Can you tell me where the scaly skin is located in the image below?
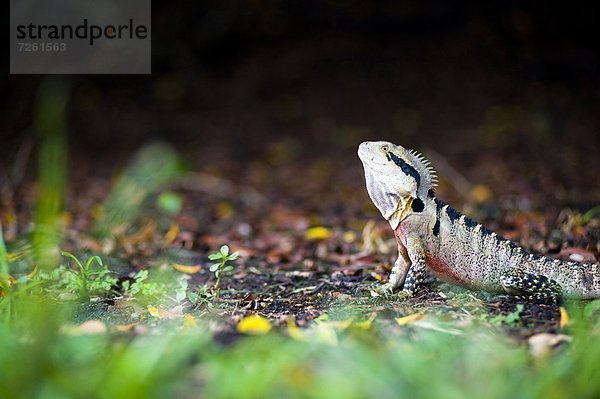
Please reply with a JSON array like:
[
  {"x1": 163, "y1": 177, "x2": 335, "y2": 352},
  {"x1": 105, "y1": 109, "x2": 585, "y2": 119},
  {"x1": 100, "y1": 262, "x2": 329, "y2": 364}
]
[{"x1": 358, "y1": 141, "x2": 600, "y2": 300}]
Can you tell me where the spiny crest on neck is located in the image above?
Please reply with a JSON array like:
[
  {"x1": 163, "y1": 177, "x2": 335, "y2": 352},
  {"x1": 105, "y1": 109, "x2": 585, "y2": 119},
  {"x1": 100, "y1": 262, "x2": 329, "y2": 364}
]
[{"x1": 402, "y1": 147, "x2": 438, "y2": 197}]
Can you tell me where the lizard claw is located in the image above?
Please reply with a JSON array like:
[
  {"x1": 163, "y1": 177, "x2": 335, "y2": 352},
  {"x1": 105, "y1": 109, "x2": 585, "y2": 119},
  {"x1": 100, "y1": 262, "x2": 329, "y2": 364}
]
[
  {"x1": 395, "y1": 290, "x2": 412, "y2": 301},
  {"x1": 369, "y1": 283, "x2": 396, "y2": 298},
  {"x1": 370, "y1": 283, "x2": 413, "y2": 301}
]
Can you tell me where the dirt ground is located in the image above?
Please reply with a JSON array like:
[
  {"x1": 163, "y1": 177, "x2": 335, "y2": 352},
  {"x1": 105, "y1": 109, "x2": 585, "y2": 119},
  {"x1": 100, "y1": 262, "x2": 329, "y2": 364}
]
[{"x1": 2, "y1": 3, "x2": 599, "y2": 343}]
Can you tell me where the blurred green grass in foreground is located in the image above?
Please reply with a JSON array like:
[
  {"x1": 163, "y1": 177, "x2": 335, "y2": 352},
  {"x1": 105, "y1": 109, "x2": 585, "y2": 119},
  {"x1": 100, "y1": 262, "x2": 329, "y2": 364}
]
[{"x1": 1, "y1": 300, "x2": 600, "y2": 399}]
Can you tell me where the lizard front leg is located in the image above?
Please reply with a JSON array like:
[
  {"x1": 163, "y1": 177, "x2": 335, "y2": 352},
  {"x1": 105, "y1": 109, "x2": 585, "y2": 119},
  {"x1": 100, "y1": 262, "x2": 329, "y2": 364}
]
[
  {"x1": 375, "y1": 245, "x2": 411, "y2": 296},
  {"x1": 375, "y1": 235, "x2": 428, "y2": 299},
  {"x1": 400, "y1": 235, "x2": 428, "y2": 297}
]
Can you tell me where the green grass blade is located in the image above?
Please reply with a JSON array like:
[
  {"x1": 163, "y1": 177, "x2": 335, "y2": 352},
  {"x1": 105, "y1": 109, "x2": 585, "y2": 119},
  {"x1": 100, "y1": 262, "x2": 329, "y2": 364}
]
[
  {"x1": 33, "y1": 77, "x2": 71, "y2": 270},
  {"x1": 93, "y1": 142, "x2": 184, "y2": 237},
  {"x1": 0, "y1": 221, "x2": 8, "y2": 277}
]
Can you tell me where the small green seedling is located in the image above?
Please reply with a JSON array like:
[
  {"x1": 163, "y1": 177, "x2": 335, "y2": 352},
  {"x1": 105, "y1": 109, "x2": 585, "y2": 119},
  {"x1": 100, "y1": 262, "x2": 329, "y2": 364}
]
[
  {"x1": 208, "y1": 245, "x2": 238, "y2": 298},
  {"x1": 60, "y1": 251, "x2": 117, "y2": 299},
  {"x1": 187, "y1": 284, "x2": 214, "y2": 305}
]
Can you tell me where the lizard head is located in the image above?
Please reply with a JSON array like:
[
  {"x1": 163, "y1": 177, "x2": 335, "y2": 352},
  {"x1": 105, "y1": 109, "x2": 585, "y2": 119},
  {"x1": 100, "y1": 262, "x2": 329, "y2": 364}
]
[{"x1": 358, "y1": 141, "x2": 437, "y2": 228}]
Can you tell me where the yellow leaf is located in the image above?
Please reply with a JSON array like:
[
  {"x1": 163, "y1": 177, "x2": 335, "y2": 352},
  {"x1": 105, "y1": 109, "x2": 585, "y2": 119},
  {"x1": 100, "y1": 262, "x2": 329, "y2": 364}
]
[
  {"x1": 559, "y1": 307, "x2": 569, "y2": 328},
  {"x1": 183, "y1": 314, "x2": 197, "y2": 328},
  {"x1": 215, "y1": 202, "x2": 235, "y2": 220},
  {"x1": 165, "y1": 223, "x2": 179, "y2": 244},
  {"x1": 395, "y1": 313, "x2": 425, "y2": 326},
  {"x1": 2, "y1": 210, "x2": 16, "y2": 225},
  {"x1": 353, "y1": 314, "x2": 376, "y2": 330},
  {"x1": 6, "y1": 275, "x2": 17, "y2": 286},
  {"x1": 91, "y1": 204, "x2": 104, "y2": 221},
  {"x1": 7, "y1": 252, "x2": 25, "y2": 262},
  {"x1": 316, "y1": 318, "x2": 352, "y2": 331},
  {"x1": 287, "y1": 317, "x2": 305, "y2": 341},
  {"x1": 173, "y1": 264, "x2": 202, "y2": 274},
  {"x1": 27, "y1": 266, "x2": 39, "y2": 280},
  {"x1": 343, "y1": 231, "x2": 356, "y2": 243},
  {"x1": 286, "y1": 317, "x2": 339, "y2": 345},
  {"x1": 113, "y1": 323, "x2": 137, "y2": 332},
  {"x1": 59, "y1": 211, "x2": 72, "y2": 227},
  {"x1": 147, "y1": 305, "x2": 161, "y2": 318},
  {"x1": 0, "y1": 276, "x2": 17, "y2": 297},
  {"x1": 304, "y1": 226, "x2": 332, "y2": 240},
  {"x1": 468, "y1": 184, "x2": 493, "y2": 204},
  {"x1": 237, "y1": 314, "x2": 272, "y2": 335},
  {"x1": 121, "y1": 222, "x2": 156, "y2": 246}
]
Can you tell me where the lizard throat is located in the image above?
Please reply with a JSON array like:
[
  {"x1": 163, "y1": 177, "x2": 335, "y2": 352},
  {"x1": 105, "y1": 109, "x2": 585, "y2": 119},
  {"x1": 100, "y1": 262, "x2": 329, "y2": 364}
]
[{"x1": 388, "y1": 195, "x2": 415, "y2": 229}]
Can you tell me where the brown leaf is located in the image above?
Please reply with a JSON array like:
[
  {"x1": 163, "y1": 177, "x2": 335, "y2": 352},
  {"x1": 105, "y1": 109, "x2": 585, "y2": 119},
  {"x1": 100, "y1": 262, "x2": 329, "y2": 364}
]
[
  {"x1": 173, "y1": 264, "x2": 202, "y2": 274},
  {"x1": 528, "y1": 333, "x2": 571, "y2": 358},
  {"x1": 120, "y1": 222, "x2": 156, "y2": 247},
  {"x1": 62, "y1": 320, "x2": 108, "y2": 335},
  {"x1": 113, "y1": 323, "x2": 138, "y2": 332},
  {"x1": 557, "y1": 247, "x2": 597, "y2": 263}
]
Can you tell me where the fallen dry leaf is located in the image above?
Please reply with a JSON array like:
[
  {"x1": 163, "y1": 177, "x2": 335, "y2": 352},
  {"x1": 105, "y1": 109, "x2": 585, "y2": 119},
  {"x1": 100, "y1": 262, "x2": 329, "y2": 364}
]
[
  {"x1": 304, "y1": 226, "x2": 332, "y2": 240},
  {"x1": 112, "y1": 323, "x2": 138, "y2": 332},
  {"x1": 343, "y1": 230, "x2": 357, "y2": 243},
  {"x1": 352, "y1": 314, "x2": 376, "y2": 330},
  {"x1": 123, "y1": 222, "x2": 156, "y2": 244},
  {"x1": 528, "y1": 333, "x2": 571, "y2": 359},
  {"x1": 559, "y1": 307, "x2": 569, "y2": 328},
  {"x1": 396, "y1": 313, "x2": 425, "y2": 326},
  {"x1": 62, "y1": 320, "x2": 108, "y2": 335},
  {"x1": 164, "y1": 223, "x2": 180, "y2": 244},
  {"x1": 557, "y1": 247, "x2": 597, "y2": 263},
  {"x1": 237, "y1": 314, "x2": 272, "y2": 335},
  {"x1": 468, "y1": 184, "x2": 493, "y2": 204},
  {"x1": 173, "y1": 264, "x2": 202, "y2": 274},
  {"x1": 315, "y1": 313, "x2": 352, "y2": 331},
  {"x1": 147, "y1": 305, "x2": 161, "y2": 318},
  {"x1": 287, "y1": 317, "x2": 305, "y2": 341},
  {"x1": 147, "y1": 305, "x2": 184, "y2": 319},
  {"x1": 183, "y1": 314, "x2": 197, "y2": 328}
]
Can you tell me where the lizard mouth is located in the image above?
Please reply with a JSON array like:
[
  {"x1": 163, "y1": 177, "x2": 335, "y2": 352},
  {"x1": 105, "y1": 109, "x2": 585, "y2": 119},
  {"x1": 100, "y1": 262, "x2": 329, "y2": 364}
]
[{"x1": 357, "y1": 143, "x2": 387, "y2": 169}]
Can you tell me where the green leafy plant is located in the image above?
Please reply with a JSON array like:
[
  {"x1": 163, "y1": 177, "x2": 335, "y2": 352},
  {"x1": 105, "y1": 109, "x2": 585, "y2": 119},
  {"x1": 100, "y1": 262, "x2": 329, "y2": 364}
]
[
  {"x1": 208, "y1": 245, "x2": 238, "y2": 298},
  {"x1": 50, "y1": 251, "x2": 117, "y2": 299},
  {"x1": 122, "y1": 269, "x2": 196, "y2": 305},
  {"x1": 122, "y1": 269, "x2": 169, "y2": 302},
  {"x1": 187, "y1": 284, "x2": 215, "y2": 306},
  {"x1": 487, "y1": 303, "x2": 524, "y2": 326}
]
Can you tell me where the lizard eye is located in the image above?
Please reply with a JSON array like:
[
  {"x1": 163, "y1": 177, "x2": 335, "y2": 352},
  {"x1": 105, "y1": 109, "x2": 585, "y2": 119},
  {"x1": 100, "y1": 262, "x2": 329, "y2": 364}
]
[{"x1": 380, "y1": 145, "x2": 389, "y2": 153}]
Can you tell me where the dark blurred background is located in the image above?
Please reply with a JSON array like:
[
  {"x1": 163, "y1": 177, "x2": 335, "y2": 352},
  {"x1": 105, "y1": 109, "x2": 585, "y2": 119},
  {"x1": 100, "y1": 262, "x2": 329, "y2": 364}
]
[{"x1": 3, "y1": 1, "x2": 599, "y2": 193}]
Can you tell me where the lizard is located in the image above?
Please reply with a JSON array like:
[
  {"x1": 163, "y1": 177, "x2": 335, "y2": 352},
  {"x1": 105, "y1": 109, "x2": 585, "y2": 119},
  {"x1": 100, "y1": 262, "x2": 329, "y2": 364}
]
[{"x1": 358, "y1": 140, "x2": 600, "y2": 301}]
